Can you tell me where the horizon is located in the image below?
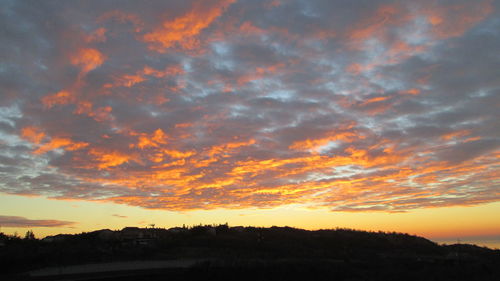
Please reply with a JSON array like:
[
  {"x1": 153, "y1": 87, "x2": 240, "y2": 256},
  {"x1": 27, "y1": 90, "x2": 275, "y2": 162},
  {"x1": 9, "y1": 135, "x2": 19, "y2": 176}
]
[
  {"x1": 1, "y1": 0, "x2": 499, "y2": 253},
  {"x1": 2, "y1": 222, "x2": 500, "y2": 250}
]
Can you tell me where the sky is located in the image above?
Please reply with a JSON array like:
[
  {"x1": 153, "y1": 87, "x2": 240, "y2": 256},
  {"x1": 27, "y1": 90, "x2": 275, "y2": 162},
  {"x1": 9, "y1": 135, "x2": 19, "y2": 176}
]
[{"x1": 0, "y1": 0, "x2": 499, "y2": 248}]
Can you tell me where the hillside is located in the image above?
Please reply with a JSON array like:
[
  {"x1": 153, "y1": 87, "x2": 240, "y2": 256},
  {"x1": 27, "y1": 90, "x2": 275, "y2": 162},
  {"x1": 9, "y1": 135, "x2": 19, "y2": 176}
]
[{"x1": 1, "y1": 225, "x2": 499, "y2": 280}]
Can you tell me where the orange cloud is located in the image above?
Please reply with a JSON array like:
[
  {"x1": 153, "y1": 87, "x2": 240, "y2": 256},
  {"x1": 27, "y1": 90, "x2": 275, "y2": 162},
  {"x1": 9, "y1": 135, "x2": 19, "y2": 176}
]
[
  {"x1": 236, "y1": 62, "x2": 286, "y2": 86},
  {"x1": 348, "y1": 3, "x2": 409, "y2": 45},
  {"x1": 34, "y1": 137, "x2": 89, "y2": 154},
  {"x1": 86, "y1": 27, "x2": 107, "y2": 43},
  {"x1": 239, "y1": 21, "x2": 265, "y2": 34},
  {"x1": 360, "y1": 96, "x2": 391, "y2": 106},
  {"x1": 105, "y1": 64, "x2": 184, "y2": 89},
  {"x1": 162, "y1": 149, "x2": 195, "y2": 159},
  {"x1": 21, "y1": 127, "x2": 46, "y2": 144},
  {"x1": 339, "y1": 96, "x2": 395, "y2": 116},
  {"x1": 74, "y1": 100, "x2": 93, "y2": 115},
  {"x1": 42, "y1": 90, "x2": 76, "y2": 108},
  {"x1": 143, "y1": 0, "x2": 235, "y2": 52},
  {"x1": 47, "y1": 132, "x2": 498, "y2": 212},
  {"x1": 90, "y1": 106, "x2": 113, "y2": 122},
  {"x1": 346, "y1": 41, "x2": 425, "y2": 75},
  {"x1": 130, "y1": 129, "x2": 168, "y2": 149},
  {"x1": 207, "y1": 138, "x2": 256, "y2": 157},
  {"x1": 228, "y1": 145, "x2": 403, "y2": 180},
  {"x1": 175, "y1": 123, "x2": 193, "y2": 129},
  {"x1": 143, "y1": 64, "x2": 184, "y2": 78},
  {"x1": 423, "y1": 0, "x2": 493, "y2": 39},
  {"x1": 127, "y1": 129, "x2": 195, "y2": 164},
  {"x1": 73, "y1": 101, "x2": 113, "y2": 122},
  {"x1": 70, "y1": 48, "x2": 106, "y2": 74},
  {"x1": 118, "y1": 74, "x2": 147, "y2": 88},
  {"x1": 399, "y1": 88, "x2": 420, "y2": 95},
  {"x1": 89, "y1": 148, "x2": 133, "y2": 170},
  {"x1": 42, "y1": 48, "x2": 107, "y2": 112},
  {"x1": 441, "y1": 130, "x2": 471, "y2": 141}
]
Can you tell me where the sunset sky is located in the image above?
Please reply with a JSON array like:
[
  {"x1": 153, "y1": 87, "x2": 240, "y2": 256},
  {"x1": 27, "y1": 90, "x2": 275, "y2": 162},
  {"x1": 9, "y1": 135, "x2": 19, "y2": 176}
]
[{"x1": 0, "y1": 0, "x2": 499, "y2": 248}]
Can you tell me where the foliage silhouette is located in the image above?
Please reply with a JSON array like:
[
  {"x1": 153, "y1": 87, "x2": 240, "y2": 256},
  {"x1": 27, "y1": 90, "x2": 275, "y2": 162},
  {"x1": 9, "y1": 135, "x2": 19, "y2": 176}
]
[{"x1": 0, "y1": 226, "x2": 499, "y2": 280}]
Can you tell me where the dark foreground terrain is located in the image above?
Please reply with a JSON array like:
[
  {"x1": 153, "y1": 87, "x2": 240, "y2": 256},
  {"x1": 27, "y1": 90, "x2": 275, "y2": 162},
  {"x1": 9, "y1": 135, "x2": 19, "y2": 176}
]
[{"x1": 1, "y1": 225, "x2": 499, "y2": 280}]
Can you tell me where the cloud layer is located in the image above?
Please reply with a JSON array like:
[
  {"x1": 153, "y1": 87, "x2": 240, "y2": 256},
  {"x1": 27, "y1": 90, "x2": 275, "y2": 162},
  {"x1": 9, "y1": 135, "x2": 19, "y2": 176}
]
[
  {"x1": 0, "y1": 0, "x2": 499, "y2": 212},
  {"x1": 0, "y1": 216, "x2": 75, "y2": 228}
]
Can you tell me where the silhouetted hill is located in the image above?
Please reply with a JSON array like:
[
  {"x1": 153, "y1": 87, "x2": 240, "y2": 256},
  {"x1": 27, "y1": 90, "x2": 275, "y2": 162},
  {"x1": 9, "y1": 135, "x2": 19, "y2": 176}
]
[{"x1": 1, "y1": 225, "x2": 499, "y2": 280}]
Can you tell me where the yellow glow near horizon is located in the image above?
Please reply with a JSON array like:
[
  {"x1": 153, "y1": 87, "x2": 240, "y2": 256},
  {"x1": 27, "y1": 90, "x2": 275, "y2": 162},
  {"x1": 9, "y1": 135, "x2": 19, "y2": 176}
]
[{"x1": 1, "y1": 194, "x2": 499, "y2": 249}]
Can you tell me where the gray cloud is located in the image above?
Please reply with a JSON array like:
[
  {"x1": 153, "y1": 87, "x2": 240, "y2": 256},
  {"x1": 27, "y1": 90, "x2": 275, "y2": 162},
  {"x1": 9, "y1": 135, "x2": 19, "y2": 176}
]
[
  {"x1": 0, "y1": 216, "x2": 76, "y2": 228},
  {"x1": 0, "y1": 0, "x2": 499, "y2": 212}
]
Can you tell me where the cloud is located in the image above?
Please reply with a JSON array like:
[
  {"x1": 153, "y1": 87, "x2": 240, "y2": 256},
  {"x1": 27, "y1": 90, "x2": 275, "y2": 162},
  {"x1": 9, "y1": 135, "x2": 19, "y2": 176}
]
[
  {"x1": 112, "y1": 214, "x2": 128, "y2": 218},
  {"x1": 70, "y1": 48, "x2": 107, "y2": 75},
  {"x1": 0, "y1": 216, "x2": 76, "y2": 228},
  {"x1": 142, "y1": 0, "x2": 236, "y2": 52},
  {"x1": 0, "y1": 0, "x2": 499, "y2": 212}
]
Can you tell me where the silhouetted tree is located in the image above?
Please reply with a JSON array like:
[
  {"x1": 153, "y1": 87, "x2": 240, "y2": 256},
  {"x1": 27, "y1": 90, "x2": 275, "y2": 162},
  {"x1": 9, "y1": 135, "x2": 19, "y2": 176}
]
[{"x1": 24, "y1": 230, "x2": 35, "y2": 240}]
